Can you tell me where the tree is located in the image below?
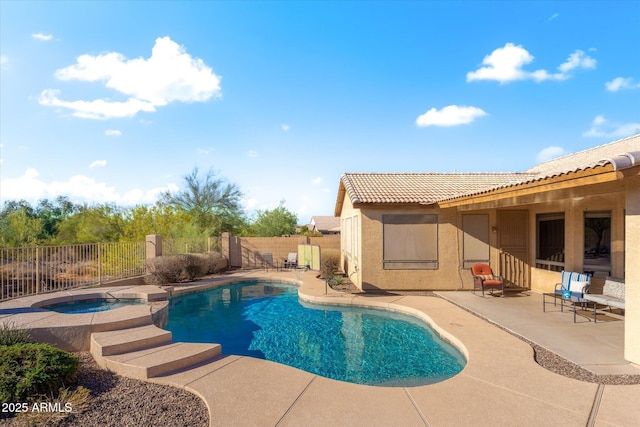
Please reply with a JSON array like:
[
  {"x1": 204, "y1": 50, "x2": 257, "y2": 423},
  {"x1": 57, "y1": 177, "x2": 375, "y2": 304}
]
[
  {"x1": 55, "y1": 204, "x2": 126, "y2": 243},
  {"x1": 160, "y1": 167, "x2": 244, "y2": 236},
  {"x1": 121, "y1": 204, "x2": 195, "y2": 241},
  {"x1": 0, "y1": 209, "x2": 43, "y2": 247},
  {"x1": 251, "y1": 200, "x2": 298, "y2": 237},
  {"x1": 34, "y1": 196, "x2": 77, "y2": 240}
]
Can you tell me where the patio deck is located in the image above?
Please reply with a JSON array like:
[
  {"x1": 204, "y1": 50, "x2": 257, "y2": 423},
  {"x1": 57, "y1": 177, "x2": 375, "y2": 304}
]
[
  {"x1": 2, "y1": 269, "x2": 639, "y2": 426},
  {"x1": 436, "y1": 289, "x2": 636, "y2": 376}
]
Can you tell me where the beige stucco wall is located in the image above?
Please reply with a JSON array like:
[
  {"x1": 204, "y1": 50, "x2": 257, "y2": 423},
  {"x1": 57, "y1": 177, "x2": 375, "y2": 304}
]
[
  {"x1": 624, "y1": 177, "x2": 640, "y2": 365},
  {"x1": 338, "y1": 194, "x2": 362, "y2": 288},
  {"x1": 355, "y1": 205, "x2": 466, "y2": 291}
]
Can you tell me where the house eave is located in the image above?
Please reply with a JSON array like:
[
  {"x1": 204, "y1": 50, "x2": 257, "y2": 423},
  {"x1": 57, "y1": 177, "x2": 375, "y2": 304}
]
[{"x1": 437, "y1": 164, "x2": 622, "y2": 209}]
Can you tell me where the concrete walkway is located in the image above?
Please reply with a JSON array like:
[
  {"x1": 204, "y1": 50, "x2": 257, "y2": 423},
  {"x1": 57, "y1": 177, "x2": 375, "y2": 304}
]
[{"x1": 2, "y1": 270, "x2": 640, "y2": 426}]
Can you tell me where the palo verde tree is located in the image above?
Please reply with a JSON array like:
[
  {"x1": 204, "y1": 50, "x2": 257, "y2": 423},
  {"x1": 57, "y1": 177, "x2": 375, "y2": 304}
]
[
  {"x1": 251, "y1": 200, "x2": 298, "y2": 237},
  {"x1": 159, "y1": 167, "x2": 245, "y2": 236},
  {"x1": 54, "y1": 203, "x2": 126, "y2": 244}
]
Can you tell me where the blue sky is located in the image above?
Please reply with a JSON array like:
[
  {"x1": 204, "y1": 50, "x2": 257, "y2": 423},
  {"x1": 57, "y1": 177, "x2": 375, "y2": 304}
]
[{"x1": 1, "y1": 1, "x2": 639, "y2": 223}]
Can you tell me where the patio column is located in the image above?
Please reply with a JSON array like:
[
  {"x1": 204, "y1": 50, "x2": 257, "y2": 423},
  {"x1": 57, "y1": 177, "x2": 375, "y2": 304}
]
[{"x1": 625, "y1": 178, "x2": 640, "y2": 366}]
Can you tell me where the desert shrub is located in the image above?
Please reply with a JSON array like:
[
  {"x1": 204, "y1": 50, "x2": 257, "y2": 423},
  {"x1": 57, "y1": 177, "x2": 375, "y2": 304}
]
[
  {"x1": 0, "y1": 321, "x2": 32, "y2": 346},
  {"x1": 0, "y1": 343, "x2": 78, "y2": 404},
  {"x1": 144, "y1": 254, "x2": 201, "y2": 285},
  {"x1": 190, "y1": 253, "x2": 225, "y2": 276},
  {"x1": 327, "y1": 275, "x2": 344, "y2": 288},
  {"x1": 320, "y1": 249, "x2": 341, "y2": 279}
]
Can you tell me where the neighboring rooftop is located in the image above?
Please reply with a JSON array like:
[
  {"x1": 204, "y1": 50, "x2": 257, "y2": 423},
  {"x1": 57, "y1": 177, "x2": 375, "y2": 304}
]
[{"x1": 308, "y1": 216, "x2": 340, "y2": 233}]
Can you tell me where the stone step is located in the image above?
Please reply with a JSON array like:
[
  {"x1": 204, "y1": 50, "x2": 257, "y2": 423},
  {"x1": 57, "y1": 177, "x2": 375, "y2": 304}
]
[
  {"x1": 101, "y1": 342, "x2": 222, "y2": 380},
  {"x1": 91, "y1": 324, "x2": 173, "y2": 357}
]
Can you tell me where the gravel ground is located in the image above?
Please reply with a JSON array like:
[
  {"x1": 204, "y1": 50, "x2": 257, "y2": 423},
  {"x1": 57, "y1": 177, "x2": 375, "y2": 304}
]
[{"x1": 1, "y1": 352, "x2": 209, "y2": 427}]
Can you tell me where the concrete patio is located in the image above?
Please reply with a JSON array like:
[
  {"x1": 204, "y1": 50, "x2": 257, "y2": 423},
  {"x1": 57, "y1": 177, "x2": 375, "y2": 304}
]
[{"x1": 2, "y1": 269, "x2": 639, "y2": 426}]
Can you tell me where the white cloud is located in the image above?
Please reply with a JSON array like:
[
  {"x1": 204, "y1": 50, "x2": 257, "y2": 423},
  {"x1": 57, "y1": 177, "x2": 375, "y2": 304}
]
[
  {"x1": 0, "y1": 55, "x2": 7, "y2": 66},
  {"x1": 39, "y1": 89, "x2": 156, "y2": 119},
  {"x1": 467, "y1": 43, "x2": 596, "y2": 84},
  {"x1": 247, "y1": 150, "x2": 259, "y2": 158},
  {"x1": 536, "y1": 146, "x2": 565, "y2": 163},
  {"x1": 605, "y1": 77, "x2": 640, "y2": 92},
  {"x1": 32, "y1": 33, "x2": 53, "y2": 41},
  {"x1": 39, "y1": 36, "x2": 221, "y2": 119},
  {"x1": 281, "y1": 124, "x2": 290, "y2": 132},
  {"x1": 0, "y1": 168, "x2": 177, "y2": 205},
  {"x1": 416, "y1": 105, "x2": 487, "y2": 127},
  {"x1": 548, "y1": 13, "x2": 559, "y2": 21},
  {"x1": 583, "y1": 115, "x2": 640, "y2": 138},
  {"x1": 312, "y1": 177, "x2": 322, "y2": 184},
  {"x1": 89, "y1": 160, "x2": 107, "y2": 168},
  {"x1": 105, "y1": 129, "x2": 122, "y2": 136}
]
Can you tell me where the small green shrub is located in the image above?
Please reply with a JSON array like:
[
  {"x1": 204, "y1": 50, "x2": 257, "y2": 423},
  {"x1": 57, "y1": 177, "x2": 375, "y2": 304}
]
[
  {"x1": 0, "y1": 343, "x2": 78, "y2": 404},
  {"x1": 0, "y1": 321, "x2": 32, "y2": 346},
  {"x1": 327, "y1": 275, "x2": 344, "y2": 287},
  {"x1": 320, "y1": 249, "x2": 341, "y2": 279}
]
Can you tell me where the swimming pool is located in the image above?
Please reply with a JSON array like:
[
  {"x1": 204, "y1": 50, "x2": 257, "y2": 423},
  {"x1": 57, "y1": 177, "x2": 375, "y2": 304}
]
[
  {"x1": 45, "y1": 298, "x2": 145, "y2": 314},
  {"x1": 165, "y1": 281, "x2": 465, "y2": 386}
]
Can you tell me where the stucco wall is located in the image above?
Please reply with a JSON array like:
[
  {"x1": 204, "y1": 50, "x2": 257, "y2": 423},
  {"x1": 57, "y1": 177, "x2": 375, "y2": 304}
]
[
  {"x1": 225, "y1": 234, "x2": 341, "y2": 269},
  {"x1": 357, "y1": 206, "x2": 465, "y2": 291},
  {"x1": 624, "y1": 176, "x2": 640, "y2": 365}
]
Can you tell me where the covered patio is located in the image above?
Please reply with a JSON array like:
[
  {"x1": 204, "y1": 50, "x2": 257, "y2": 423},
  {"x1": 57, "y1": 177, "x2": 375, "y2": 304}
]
[{"x1": 436, "y1": 290, "x2": 636, "y2": 377}]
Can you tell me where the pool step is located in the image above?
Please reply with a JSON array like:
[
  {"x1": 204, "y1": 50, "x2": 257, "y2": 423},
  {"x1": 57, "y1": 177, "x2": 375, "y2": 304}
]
[
  {"x1": 91, "y1": 324, "x2": 173, "y2": 357},
  {"x1": 100, "y1": 341, "x2": 222, "y2": 380}
]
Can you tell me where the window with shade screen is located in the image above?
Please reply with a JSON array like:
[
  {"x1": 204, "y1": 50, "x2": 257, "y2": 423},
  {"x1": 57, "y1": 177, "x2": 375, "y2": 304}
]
[
  {"x1": 462, "y1": 214, "x2": 489, "y2": 269},
  {"x1": 383, "y1": 214, "x2": 438, "y2": 269}
]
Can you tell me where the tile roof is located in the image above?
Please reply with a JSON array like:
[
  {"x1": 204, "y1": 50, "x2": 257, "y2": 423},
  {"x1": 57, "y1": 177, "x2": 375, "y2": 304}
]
[
  {"x1": 340, "y1": 172, "x2": 533, "y2": 205},
  {"x1": 309, "y1": 216, "x2": 340, "y2": 232},
  {"x1": 439, "y1": 133, "x2": 640, "y2": 202},
  {"x1": 336, "y1": 133, "x2": 640, "y2": 210},
  {"x1": 524, "y1": 133, "x2": 640, "y2": 176}
]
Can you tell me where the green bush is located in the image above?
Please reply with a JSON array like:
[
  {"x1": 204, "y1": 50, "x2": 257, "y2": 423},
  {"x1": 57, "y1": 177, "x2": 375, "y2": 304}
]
[
  {"x1": 0, "y1": 321, "x2": 32, "y2": 346},
  {"x1": 320, "y1": 249, "x2": 341, "y2": 279},
  {"x1": 0, "y1": 343, "x2": 78, "y2": 404}
]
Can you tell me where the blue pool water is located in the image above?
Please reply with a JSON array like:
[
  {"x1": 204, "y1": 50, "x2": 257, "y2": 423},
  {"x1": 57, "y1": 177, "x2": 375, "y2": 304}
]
[
  {"x1": 165, "y1": 281, "x2": 466, "y2": 386},
  {"x1": 46, "y1": 299, "x2": 145, "y2": 314}
]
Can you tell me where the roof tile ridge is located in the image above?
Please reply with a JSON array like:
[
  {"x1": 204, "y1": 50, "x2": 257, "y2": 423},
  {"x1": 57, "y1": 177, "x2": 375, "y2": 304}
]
[{"x1": 525, "y1": 133, "x2": 640, "y2": 172}]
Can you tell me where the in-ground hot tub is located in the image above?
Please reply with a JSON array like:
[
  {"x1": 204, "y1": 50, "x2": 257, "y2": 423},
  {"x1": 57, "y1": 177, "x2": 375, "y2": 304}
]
[{"x1": 43, "y1": 297, "x2": 147, "y2": 314}]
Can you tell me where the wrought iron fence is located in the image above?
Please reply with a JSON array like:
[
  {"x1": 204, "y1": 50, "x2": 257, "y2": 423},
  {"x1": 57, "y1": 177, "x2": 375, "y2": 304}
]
[
  {"x1": 0, "y1": 242, "x2": 145, "y2": 301},
  {"x1": 0, "y1": 237, "x2": 221, "y2": 301}
]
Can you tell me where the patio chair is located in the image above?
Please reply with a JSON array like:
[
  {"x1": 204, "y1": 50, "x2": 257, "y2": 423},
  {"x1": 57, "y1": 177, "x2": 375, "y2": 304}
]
[
  {"x1": 554, "y1": 271, "x2": 591, "y2": 305},
  {"x1": 262, "y1": 253, "x2": 276, "y2": 271},
  {"x1": 283, "y1": 252, "x2": 298, "y2": 269},
  {"x1": 471, "y1": 263, "x2": 504, "y2": 297}
]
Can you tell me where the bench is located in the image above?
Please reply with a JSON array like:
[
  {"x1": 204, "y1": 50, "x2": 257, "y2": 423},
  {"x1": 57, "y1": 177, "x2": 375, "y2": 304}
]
[{"x1": 583, "y1": 277, "x2": 625, "y2": 311}]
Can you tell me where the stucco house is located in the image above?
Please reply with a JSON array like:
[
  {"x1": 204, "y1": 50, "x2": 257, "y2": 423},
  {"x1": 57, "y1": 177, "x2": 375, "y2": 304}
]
[{"x1": 334, "y1": 133, "x2": 640, "y2": 365}]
